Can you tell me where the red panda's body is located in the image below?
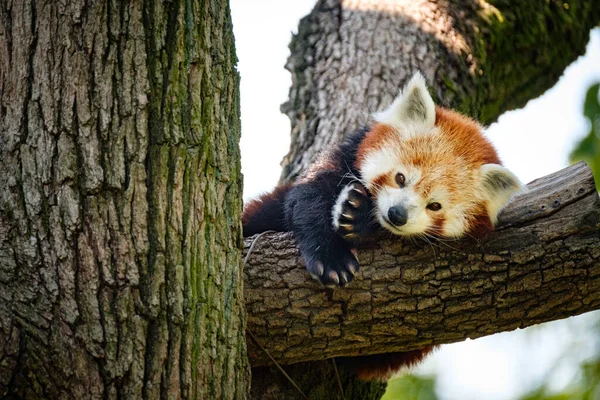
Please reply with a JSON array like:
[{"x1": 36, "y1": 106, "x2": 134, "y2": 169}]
[{"x1": 243, "y1": 72, "x2": 523, "y2": 380}]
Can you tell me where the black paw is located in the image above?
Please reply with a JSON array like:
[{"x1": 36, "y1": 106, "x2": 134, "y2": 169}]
[
  {"x1": 303, "y1": 238, "x2": 360, "y2": 287},
  {"x1": 332, "y1": 182, "x2": 374, "y2": 241}
]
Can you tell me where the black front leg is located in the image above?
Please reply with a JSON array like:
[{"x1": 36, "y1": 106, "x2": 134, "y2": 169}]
[{"x1": 284, "y1": 174, "x2": 362, "y2": 286}]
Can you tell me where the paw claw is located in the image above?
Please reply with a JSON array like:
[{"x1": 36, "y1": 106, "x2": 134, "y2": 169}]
[
  {"x1": 314, "y1": 261, "x2": 324, "y2": 276},
  {"x1": 352, "y1": 185, "x2": 367, "y2": 196},
  {"x1": 340, "y1": 270, "x2": 350, "y2": 285},
  {"x1": 328, "y1": 270, "x2": 340, "y2": 285},
  {"x1": 348, "y1": 264, "x2": 357, "y2": 277}
]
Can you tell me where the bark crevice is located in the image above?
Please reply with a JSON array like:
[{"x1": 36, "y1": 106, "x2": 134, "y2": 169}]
[
  {"x1": 244, "y1": 163, "x2": 600, "y2": 367},
  {"x1": 0, "y1": 1, "x2": 248, "y2": 398}
]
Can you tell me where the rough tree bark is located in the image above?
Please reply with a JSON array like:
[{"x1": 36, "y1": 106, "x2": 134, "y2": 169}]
[
  {"x1": 280, "y1": 0, "x2": 600, "y2": 182},
  {"x1": 251, "y1": 0, "x2": 600, "y2": 399},
  {"x1": 245, "y1": 162, "x2": 600, "y2": 366},
  {"x1": 0, "y1": 1, "x2": 248, "y2": 399}
]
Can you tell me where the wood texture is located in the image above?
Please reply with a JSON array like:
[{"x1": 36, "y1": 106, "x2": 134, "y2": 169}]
[
  {"x1": 245, "y1": 162, "x2": 600, "y2": 366},
  {"x1": 0, "y1": 1, "x2": 248, "y2": 398},
  {"x1": 280, "y1": 0, "x2": 600, "y2": 183},
  {"x1": 253, "y1": 1, "x2": 600, "y2": 398}
]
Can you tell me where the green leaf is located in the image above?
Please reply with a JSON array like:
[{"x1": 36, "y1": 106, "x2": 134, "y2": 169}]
[
  {"x1": 570, "y1": 83, "x2": 600, "y2": 190},
  {"x1": 381, "y1": 374, "x2": 439, "y2": 400}
]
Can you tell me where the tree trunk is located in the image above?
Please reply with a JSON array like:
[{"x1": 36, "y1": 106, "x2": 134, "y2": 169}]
[
  {"x1": 280, "y1": 0, "x2": 600, "y2": 182},
  {"x1": 245, "y1": 162, "x2": 600, "y2": 365},
  {"x1": 0, "y1": 1, "x2": 248, "y2": 399},
  {"x1": 251, "y1": 0, "x2": 600, "y2": 398}
]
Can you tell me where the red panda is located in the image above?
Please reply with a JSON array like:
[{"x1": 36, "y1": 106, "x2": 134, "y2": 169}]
[{"x1": 243, "y1": 72, "x2": 524, "y2": 379}]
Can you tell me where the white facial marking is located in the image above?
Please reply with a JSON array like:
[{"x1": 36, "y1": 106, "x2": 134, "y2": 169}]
[
  {"x1": 360, "y1": 147, "x2": 399, "y2": 188},
  {"x1": 441, "y1": 209, "x2": 468, "y2": 238},
  {"x1": 425, "y1": 187, "x2": 463, "y2": 238},
  {"x1": 368, "y1": 167, "x2": 437, "y2": 236},
  {"x1": 376, "y1": 187, "x2": 431, "y2": 235}
]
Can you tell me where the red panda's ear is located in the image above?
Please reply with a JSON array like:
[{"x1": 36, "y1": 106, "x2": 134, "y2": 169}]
[
  {"x1": 480, "y1": 164, "x2": 525, "y2": 223},
  {"x1": 373, "y1": 71, "x2": 436, "y2": 134}
]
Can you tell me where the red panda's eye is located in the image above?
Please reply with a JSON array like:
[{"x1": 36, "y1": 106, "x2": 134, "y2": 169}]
[
  {"x1": 395, "y1": 173, "x2": 406, "y2": 188},
  {"x1": 427, "y1": 202, "x2": 442, "y2": 211}
]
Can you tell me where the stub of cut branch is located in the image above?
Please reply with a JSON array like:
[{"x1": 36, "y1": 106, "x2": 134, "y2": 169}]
[{"x1": 243, "y1": 162, "x2": 600, "y2": 367}]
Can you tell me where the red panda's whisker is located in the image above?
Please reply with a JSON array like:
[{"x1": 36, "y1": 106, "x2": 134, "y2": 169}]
[
  {"x1": 417, "y1": 233, "x2": 438, "y2": 263},
  {"x1": 242, "y1": 71, "x2": 524, "y2": 381},
  {"x1": 432, "y1": 238, "x2": 462, "y2": 253}
]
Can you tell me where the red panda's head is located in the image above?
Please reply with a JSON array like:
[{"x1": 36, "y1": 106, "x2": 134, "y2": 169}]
[{"x1": 356, "y1": 73, "x2": 524, "y2": 238}]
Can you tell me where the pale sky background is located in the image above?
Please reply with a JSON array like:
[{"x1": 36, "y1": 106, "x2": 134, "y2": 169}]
[{"x1": 231, "y1": 1, "x2": 600, "y2": 398}]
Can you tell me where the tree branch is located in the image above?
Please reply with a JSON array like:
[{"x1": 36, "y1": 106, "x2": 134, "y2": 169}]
[
  {"x1": 279, "y1": 0, "x2": 600, "y2": 183},
  {"x1": 244, "y1": 162, "x2": 600, "y2": 367}
]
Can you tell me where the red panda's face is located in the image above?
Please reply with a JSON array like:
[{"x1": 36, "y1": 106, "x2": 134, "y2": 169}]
[
  {"x1": 359, "y1": 133, "x2": 491, "y2": 238},
  {"x1": 356, "y1": 73, "x2": 523, "y2": 238}
]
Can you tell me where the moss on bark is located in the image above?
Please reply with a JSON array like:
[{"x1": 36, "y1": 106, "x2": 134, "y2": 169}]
[
  {"x1": 0, "y1": 0, "x2": 248, "y2": 398},
  {"x1": 258, "y1": 1, "x2": 600, "y2": 398}
]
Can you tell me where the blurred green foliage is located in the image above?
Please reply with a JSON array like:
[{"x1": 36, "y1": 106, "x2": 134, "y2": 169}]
[
  {"x1": 519, "y1": 83, "x2": 600, "y2": 399},
  {"x1": 570, "y1": 83, "x2": 600, "y2": 190},
  {"x1": 517, "y1": 357, "x2": 600, "y2": 400},
  {"x1": 381, "y1": 374, "x2": 438, "y2": 400},
  {"x1": 379, "y1": 353, "x2": 600, "y2": 400}
]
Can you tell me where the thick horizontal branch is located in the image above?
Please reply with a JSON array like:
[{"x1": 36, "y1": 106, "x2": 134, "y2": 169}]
[{"x1": 243, "y1": 162, "x2": 600, "y2": 367}]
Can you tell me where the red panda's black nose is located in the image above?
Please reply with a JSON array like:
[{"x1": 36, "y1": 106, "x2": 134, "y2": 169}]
[{"x1": 388, "y1": 206, "x2": 408, "y2": 226}]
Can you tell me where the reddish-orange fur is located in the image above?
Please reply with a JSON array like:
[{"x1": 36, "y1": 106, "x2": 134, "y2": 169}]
[
  {"x1": 242, "y1": 185, "x2": 290, "y2": 225},
  {"x1": 356, "y1": 107, "x2": 500, "y2": 173},
  {"x1": 354, "y1": 346, "x2": 436, "y2": 381},
  {"x1": 371, "y1": 173, "x2": 394, "y2": 194},
  {"x1": 350, "y1": 107, "x2": 507, "y2": 379},
  {"x1": 242, "y1": 184, "x2": 293, "y2": 236},
  {"x1": 354, "y1": 123, "x2": 397, "y2": 169},
  {"x1": 434, "y1": 107, "x2": 500, "y2": 236},
  {"x1": 242, "y1": 73, "x2": 521, "y2": 382},
  {"x1": 467, "y1": 210, "x2": 495, "y2": 238},
  {"x1": 355, "y1": 106, "x2": 503, "y2": 237},
  {"x1": 347, "y1": 106, "x2": 507, "y2": 379},
  {"x1": 428, "y1": 214, "x2": 446, "y2": 236},
  {"x1": 435, "y1": 107, "x2": 500, "y2": 166}
]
